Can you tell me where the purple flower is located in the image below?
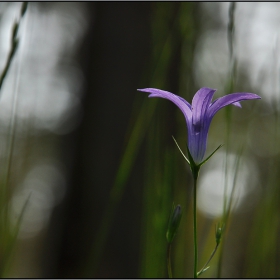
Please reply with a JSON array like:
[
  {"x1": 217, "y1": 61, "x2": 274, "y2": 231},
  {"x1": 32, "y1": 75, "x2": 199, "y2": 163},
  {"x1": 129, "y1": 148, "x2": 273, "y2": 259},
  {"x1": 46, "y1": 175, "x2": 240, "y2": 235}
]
[{"x1": 138, "y1": 87, "x2": 261, "y2": 164}]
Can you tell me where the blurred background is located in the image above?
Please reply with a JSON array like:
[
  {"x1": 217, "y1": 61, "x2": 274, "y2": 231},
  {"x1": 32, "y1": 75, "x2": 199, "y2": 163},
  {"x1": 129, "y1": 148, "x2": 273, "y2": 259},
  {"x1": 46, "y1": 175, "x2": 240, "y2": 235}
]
[{"x1": 0, "y1": 2, "x2": 279, "y2": 278}]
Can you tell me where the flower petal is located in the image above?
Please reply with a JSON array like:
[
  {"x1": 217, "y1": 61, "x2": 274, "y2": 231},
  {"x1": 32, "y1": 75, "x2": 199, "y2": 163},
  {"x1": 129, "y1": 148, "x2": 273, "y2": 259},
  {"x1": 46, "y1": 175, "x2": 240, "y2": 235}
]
[
  {"x1": 187, "y1": 122, "x2": 210, "y2": 164},
  {"x1": 137, "y1": 88, "x2": 192, "y2": 124},
  {"x1": 208, "y1": 92, "x2": 261, "y2": 118},
  {"x1": 191, "y1": 87, "x2": 216, "y2": 131},
  {"x1": 232, "y1": 101, "x2": 242, "y2": 108}
]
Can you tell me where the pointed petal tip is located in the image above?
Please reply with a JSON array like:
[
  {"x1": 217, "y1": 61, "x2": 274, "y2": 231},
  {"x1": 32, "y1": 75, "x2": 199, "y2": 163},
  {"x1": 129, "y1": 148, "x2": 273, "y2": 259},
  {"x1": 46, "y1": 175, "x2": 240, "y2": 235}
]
[
  {"x1": 137, "y1": 88, "x2": 167, "y2": 98},
  {"x1": 242, "y1": 92, "x2": 261, "y2": 99},
  {"x1": 137, "y1": 88, "x2": 157, "y2": 97},
  {"x1": 232, "y1": 101, "x2": 242, "y2": 108},
  {"x1": 137, "y1": 88, "x2": 161, "y2": 93},
  {"x1": 241, "y1": 92, "x2": 261, "y2": 99},
  {"x1": 200, "y1": 86, "x2": 217, "y2": 91}
]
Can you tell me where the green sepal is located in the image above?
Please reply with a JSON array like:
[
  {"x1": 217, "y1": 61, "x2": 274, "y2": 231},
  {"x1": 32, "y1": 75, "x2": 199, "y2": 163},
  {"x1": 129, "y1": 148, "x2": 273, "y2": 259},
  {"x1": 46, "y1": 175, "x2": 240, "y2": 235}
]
[
  {"x1": 172, "y1": 136, "x2": 200, "y2": 179},
  {"x1": 187, "y1": 143, "x2": 223, "y2": 179},
  {"x1": 166, "y1": 204, "x2": 182, "y2": 244},
  {"x1": 172, "y1": 136, "x2": 222, "y2": 179},
  {"x1": 186, "y1": 145, "x2": 200, "y2": 180},
  {"x1": 172, "y1": 136, "x2": 190, "y2": 165},
  {"x1": 198, "y1": 144, "x2": 223, "y2": 167}
]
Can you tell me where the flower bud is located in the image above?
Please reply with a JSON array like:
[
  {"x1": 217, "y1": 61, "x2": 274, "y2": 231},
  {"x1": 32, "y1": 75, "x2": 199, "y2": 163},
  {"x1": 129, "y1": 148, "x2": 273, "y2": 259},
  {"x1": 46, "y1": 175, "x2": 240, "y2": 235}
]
[
  {"x1": 215, "y1": 223, "x2": 224, "y2": 245},
  {"x1": 166, "y1": 204, "x2": 182, "y2": 243}
]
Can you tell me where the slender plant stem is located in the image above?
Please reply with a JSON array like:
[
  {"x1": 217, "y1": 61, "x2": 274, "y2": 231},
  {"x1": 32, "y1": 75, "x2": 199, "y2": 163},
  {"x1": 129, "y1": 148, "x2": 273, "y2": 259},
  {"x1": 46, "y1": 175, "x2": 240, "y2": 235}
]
[
  {"x1": 193, "y1": 177, "x2": 198, "y2": 278},
  {"x1": 197, "y1": 244, "x2": 219, "y2": 276},
  {"x1": 167, "y1": 244, "x2": 173, "y2": 278},
  {"x1": 218, "y1": 3, "x2": 236, "y2": 278}
]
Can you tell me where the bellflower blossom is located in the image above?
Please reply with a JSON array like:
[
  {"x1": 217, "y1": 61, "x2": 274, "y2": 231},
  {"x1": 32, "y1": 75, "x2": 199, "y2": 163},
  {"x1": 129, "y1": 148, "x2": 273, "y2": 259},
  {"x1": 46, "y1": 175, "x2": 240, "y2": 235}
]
[{"x1": 138, "y1": 87, "x2": 261, "y2": 164}]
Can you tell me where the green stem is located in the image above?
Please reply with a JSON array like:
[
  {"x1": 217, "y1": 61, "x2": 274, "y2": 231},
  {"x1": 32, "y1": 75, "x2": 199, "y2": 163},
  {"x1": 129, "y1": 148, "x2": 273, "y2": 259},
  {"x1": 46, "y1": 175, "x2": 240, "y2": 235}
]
[
  {"x1": 185, "y1": 147, "x2": 201, "y2": 278},
  {"x1": 197, "y1": 244, "x2": 219, "y2": 276},
  {"x1": 167, "y1": 243, "x2": 173, "y2": 278},
  {"x1": 193, "y1": 177, "x2": 198, "y2": 278}
]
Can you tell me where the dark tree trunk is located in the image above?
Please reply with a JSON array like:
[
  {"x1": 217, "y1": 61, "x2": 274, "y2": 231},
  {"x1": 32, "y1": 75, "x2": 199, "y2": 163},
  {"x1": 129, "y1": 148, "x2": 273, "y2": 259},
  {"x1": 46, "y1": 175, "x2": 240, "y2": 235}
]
[{"x1": 46, "y1": 2, "x2": 151, "y2": 278}]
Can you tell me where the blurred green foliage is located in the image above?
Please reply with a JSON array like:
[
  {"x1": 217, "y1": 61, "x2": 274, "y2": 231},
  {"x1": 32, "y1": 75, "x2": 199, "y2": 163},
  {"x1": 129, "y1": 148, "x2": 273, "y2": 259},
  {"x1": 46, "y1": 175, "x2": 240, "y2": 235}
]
[{"x1": 2, "y1": 2, "x2": 280, "y2": 278}]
